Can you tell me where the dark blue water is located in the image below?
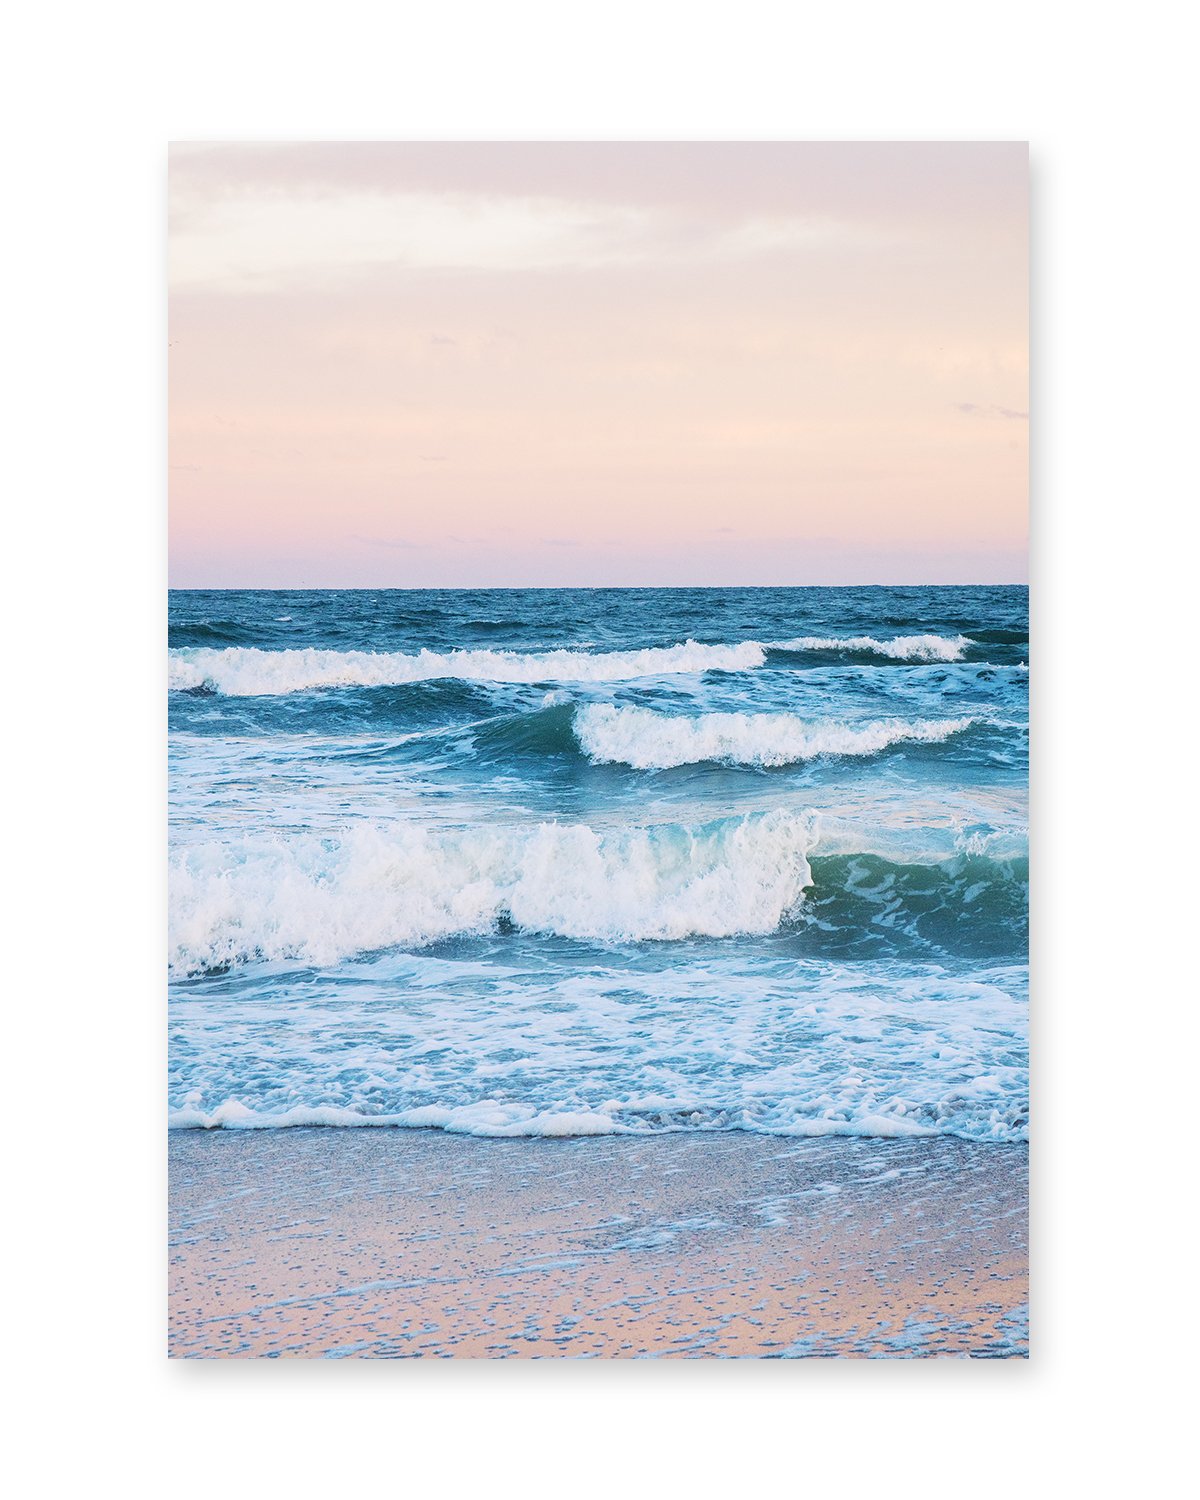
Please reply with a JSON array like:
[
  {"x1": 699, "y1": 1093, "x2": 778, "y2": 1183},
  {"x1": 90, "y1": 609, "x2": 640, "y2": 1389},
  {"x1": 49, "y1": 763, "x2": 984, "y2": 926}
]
[{"x1": 168, "y1": 586, "x2": 1028, "y2": 1141}]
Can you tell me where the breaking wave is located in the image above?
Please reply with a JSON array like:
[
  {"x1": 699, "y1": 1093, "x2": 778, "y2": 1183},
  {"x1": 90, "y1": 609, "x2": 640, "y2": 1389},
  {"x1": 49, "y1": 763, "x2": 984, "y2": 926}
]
[
  {"x1": 169, "y1": 809, "x2": 1025, "y2": 977},
  {"x1": 166, "y1": 632, "x2": 978, "y2": 696},
  {"x1": 771, "y1": 633, "x2": 971, "y2": 661},
  {"x1": 169, "y1": 808, "x2": 819, "y2": 975},
  {"x1": 573, "y1": 704, "x2": 979, "y2": 769},
  {"x1": 168, "y1": 640, "x2": 766, "y2": 695},
  {"x1": 168, "y1": 1096, "x2": 1026, "y2": 1141}
]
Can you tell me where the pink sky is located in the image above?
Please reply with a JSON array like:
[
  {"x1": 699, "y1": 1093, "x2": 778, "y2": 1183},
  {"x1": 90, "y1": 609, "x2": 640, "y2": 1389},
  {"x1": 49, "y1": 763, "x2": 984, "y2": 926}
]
[{"x1": 169, "y1": 143, "x2": 1027, "y2": 587}]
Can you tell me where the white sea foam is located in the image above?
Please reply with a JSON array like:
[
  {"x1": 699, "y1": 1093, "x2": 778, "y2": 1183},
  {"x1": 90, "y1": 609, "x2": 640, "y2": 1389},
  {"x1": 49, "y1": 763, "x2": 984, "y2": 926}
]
[
  {"x1": 166, "y1": 1099, "x2": 945, "y2": 1137},
  {"x1": 169, "y1": 639, "x2": 766, "y2": 695},
  {"x1": 168, "y1": 1099, "x2": 624, "y2": 1135},
  {"x1": 167, "y1": 954, "x2": 1029, "y2": 1142},
  {"x1": 772, "y1": 633, "x2": 971, "y2": 661},
  {"x1": 168, "y1": 808, "x2": 819, "y2": 975},
  {"x1": 168, "y1": 942, "x2": 1028, "y2": 1142},
  {"x1": 574, "y1": 704, "x2": 978, "y2": 769}
]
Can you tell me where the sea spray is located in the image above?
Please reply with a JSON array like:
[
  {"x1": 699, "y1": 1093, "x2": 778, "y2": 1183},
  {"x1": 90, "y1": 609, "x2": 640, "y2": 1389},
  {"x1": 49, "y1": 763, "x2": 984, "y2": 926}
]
[{"x1": 169, "y1": 807, "x2": 819, "y2": 975}]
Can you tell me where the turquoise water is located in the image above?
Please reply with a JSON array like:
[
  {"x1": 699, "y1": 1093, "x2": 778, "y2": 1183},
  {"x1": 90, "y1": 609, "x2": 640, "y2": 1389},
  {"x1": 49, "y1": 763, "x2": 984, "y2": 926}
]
[{"x1": 168, "y1": 586, "x2": 1028, "y2": 1142}]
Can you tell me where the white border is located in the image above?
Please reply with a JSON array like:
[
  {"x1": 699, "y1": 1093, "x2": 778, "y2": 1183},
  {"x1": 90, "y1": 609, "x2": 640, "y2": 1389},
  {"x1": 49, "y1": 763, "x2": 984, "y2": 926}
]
[{"x1": 7, "y1": 0, "x2": 1192, "y2": 1488}]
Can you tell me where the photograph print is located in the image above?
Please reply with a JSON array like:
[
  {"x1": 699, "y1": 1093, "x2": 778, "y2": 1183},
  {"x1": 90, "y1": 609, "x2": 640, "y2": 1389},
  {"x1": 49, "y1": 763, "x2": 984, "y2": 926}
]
[{"x1": 168, "y1": 142, "x2": 1029, "y2": 1359}]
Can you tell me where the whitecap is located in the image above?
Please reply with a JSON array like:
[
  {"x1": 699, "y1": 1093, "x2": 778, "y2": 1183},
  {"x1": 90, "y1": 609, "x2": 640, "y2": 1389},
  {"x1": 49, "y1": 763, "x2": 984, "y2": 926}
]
[
  {"x1": 574, "y1": 704, "x2": 978, "y2": 769},
  {"x1": 168, "y1": 639, "x2": 766, "y2": 695},
  {"x1": 772, "y1": 633, "x2": 971, "y2": 661},
  {"x1": 168, "y1": 807, "x2": 819, "y2": 975}
]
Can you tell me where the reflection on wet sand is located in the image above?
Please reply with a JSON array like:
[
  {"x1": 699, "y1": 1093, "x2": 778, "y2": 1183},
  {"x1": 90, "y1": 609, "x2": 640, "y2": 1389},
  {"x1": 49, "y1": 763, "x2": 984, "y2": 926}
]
[{"x1": 169, "y1": 1130, "x2": 1027, "y2": 1358}]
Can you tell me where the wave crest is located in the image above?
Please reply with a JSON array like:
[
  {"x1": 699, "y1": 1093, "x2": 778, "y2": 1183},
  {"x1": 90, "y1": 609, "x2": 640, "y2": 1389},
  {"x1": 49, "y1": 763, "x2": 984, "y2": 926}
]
[
  {"x1": 573, "y1": 705, "x2": 978, "y2": 769},
  {"x1": 169, "y1": 809, "x2": 818, "y2": 975},
  {"x1": 168, "y1": 640, "x2": 766, "y2": 695},
  {"x1": 771, "y1": 633, "x2": 970, "y2": 661}
]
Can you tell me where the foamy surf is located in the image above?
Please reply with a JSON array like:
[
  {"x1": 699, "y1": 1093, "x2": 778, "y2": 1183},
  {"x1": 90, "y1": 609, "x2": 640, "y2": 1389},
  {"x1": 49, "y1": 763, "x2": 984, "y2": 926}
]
[
  {"x1": 169, "y1": 807, "x2": 819, "y2": 975},
  {"x1": 771, "y1": 633, "x2": 971, "y2": 661},
  {"x1": 167, "y1": 941, "x2": 1028, "y2": 1145},
  {"x1": 168, "y1": 583, "x2": 1029, "y2": 1146},
  {"x1": 168, "y1": 639, "x2": 766, "y2": 695},
  {"x1": 573, "y1": 704, "x2": 979, "y2": 769},
  {"x1": 166, "y1": 1099, "x2": 966, "y2": 1139}
]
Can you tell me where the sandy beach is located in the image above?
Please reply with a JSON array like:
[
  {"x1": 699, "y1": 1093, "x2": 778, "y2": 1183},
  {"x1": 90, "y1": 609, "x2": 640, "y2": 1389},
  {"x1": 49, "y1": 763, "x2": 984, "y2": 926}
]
[{"x1": 169, "y1": 1130, "x2": 1027, "y2": 1358}]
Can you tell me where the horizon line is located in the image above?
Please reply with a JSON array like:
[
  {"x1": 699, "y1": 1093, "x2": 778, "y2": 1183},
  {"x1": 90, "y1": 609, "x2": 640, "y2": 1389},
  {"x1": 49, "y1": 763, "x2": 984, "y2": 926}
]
[{"x1": 168, "y1": 580, "x2": 1029, "y2": 591}]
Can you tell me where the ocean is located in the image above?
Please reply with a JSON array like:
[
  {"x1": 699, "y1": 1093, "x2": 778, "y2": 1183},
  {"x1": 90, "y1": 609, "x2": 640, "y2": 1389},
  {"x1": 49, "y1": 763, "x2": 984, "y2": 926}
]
[{"x1": 167, "y1": 585, "x2": 1028, "y2": 1144}]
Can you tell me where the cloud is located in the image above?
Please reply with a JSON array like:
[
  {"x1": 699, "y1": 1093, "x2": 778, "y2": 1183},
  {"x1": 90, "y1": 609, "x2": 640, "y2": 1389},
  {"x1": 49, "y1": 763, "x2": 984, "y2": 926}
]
[
  {"x1": 955, "y1": 402, "x2": 1029, "y2": 421},
  {"x1": 170, "y1": 142, "x2": 1028, "y2": 231},
  {"x1": 168, "y1": 179, "x2": 886, "y2": 293},
  {"x1": 168, "y1": 145, "x2": 1028, "y2": 587}
]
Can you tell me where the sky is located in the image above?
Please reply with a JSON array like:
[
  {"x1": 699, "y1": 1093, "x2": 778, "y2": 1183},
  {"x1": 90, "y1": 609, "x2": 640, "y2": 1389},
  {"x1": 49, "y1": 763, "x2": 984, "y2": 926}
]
[{"x1": 169, "y1": 142, "x2": 1028, "y2": 587}]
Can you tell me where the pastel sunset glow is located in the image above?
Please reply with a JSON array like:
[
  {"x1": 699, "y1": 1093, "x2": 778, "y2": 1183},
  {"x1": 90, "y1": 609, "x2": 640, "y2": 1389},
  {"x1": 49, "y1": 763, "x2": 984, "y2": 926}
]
[{"x1": 169, "y1": 142, "x2": 1028, "y2": 587}]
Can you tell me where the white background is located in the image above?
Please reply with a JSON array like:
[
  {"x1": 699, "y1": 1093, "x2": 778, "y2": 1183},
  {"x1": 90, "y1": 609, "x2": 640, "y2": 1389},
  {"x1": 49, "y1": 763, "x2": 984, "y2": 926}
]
[{"x1": 4, "y1": 0, "x2": 1194, "y2": 1492}]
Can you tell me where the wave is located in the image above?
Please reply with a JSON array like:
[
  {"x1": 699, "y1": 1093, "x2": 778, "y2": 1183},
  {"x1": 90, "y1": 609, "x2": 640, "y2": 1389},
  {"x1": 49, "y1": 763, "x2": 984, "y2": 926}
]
[
  {"x1": 169, "y1": 619, "x2": 258, "y2": 648},
  {"x1": 573, "y1": 705, "x2": 979, "y2": 769},
  {"x1": 345, "y1": 702, "x2": 991, "y2": 775},
  {"x1": 169, "y1": 810, "x2": 1025, "y2": 976},
  {"x1": 170, "y1": 809, "x2": 818, "y2": 974},
  {"x1": 166, "y1": 632, "x2": 986, "y2": 696},
  {"x1": 167, "y1": 1098, "x2": 1021, "y2": 1140},
  {"x1": 800, "y1": 850, "x2": 1027, "y2": 961},
  {"x1": 168, "y1": 1099, "x2": 634, "y2": 1135},
  {"x1": 168, "y1": 937, "x2": 1028, "y2": 1140},
  {"x1": 968, "y1": 627, "x2": 1028, "y2": 645},
  {"x1": 168, "y1": 940, "x2": 1028, "y2": 1141},
  {"x1": 771, "y1": 633, "x2": 971, "y2": 661},
  {"x1": 168, "y1": 640, "x2": 766, "y2": 695}
]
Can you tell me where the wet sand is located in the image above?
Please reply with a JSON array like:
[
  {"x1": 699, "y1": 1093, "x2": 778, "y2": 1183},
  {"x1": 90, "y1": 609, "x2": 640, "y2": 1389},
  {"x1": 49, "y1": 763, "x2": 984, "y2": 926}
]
[{"x1": 168, "y1": 1130, "x2": 1027, "y2": 1358}]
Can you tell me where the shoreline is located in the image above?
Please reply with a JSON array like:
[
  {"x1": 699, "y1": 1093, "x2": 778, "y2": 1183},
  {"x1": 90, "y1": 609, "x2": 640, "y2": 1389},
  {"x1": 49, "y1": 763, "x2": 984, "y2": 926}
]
[{"x1": 169, "y1": 1129, "x2": 1027, "y2": 1358}]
